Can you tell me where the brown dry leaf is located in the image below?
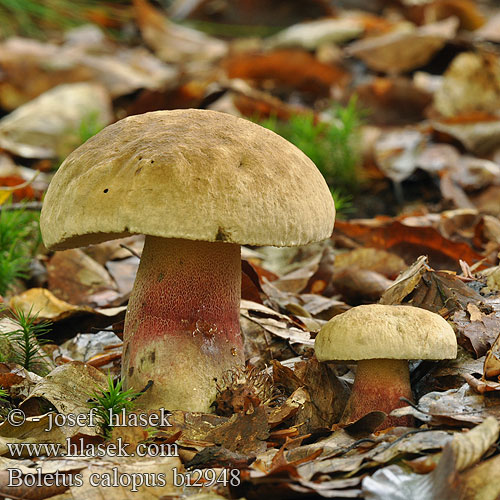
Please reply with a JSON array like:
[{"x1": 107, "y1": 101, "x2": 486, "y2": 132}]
[
  {"x1": 331, "y1": 267, "x2": 393, "y2": 303},
  {"x1": 266, "y1": 17, "x2": 364, "y2": 50},
  {"x1": 434, "y1": 52, "x2": 500, "y2": 117},
  {"x1": 134, "y1": 0, "x2": 227, "y2": 63},
  {"x1": 9, "y1": 288, "x2": 126, "y2": 343},
  {"x1": 105, "y1": 257, "x2": 139, "y2": 301},
  {"x1": 20, "y1": 362, "x2": 107, "y2": 436},
  {"x1": 421, "y1": 0, "x2": 485, "y2": 30},
  {"x1": 451, "y1": 416, "x2": 499, "y2": 471},
  {"x1": 224, "y1": 49, "x2": 350, "y2": 98},
  {"x1": 472, "y1": 185, "x2": 500, "y2": 217},
  {"x1": 407, "y1": 270, "x2": 483, "y2": 313},
  {"x1": 170, "y1": 0, "x2": 335, "y2": 26},
  {"x1": 0, "y1": 363, "x2": 42, "y2": 400},
  {"x1": 475, "y1": 12, "x2": 500, "y2": 42},
  {"x1": 346, "y1": 17, "x2": 458, "y2": 74},
  {"x1": 0, "y1": 38, "x2": 90, "y2": 110},
  {"x1": 0, "y1": 33, "x2": 178, "y2": 105},
  {"x1": 240, "y1": 299, "x2": 313, "y2": 349},
  {"x1": 0, "y1": 414, "x2": 68, "y2": 457},
  {"x1": 334, "y1": 219, "x2": 489, "y2": 272},
  {"x1": 399, "y1": 383, "x2": 500, "y2": 426},
  {"x1": 293, "y1": 358, "x2": 350, "y2": 432},
  {"x1": 473, "y1": 331, "x2": 500, "y2": 392},
  {"x1": 84, "y1": 235, "x2": 144, "y2": 266},
  {"x1": 217, "y1": 84, "x2": 312, "y2": 123},
  {"x1": 374, "y1": 128, "x2": 427, "y2": 183},
  {"x1": 417, "y1": 143, "x2": 460, "y2": 175},
  {"x1": 461, "y1": 453, "x2": 500, "y2": 500},
  {"x1": 380, "y1": 255, "x2": 429, "y2": 305},
  {"x1": 354, "y1": 77, "x2": 432, "y2": 125},
  {"x1": 335, "y1": 248, "x2": 407, "y2": 279},
  {"x1": 0, "y1": 82, "x2": 112, "y2": 159},
  {"x1": 9, "y1": 288, "x2": 125, "y2": 321},
  {"x1": 453, "y1": 307, "x2": 500, "y2": 358},
  {"x1": 205, "y1": 406, "x2": 269, "y2": 455},
  {"x1": 268, "y1": 387, "x2": 308, "y2": 428},
  {"x1": 47, "y1": 249, "x2": 120, "y2": 307},
  {"x1": 432, "y1": 115, "x2": 500, "y2": 156},
  {"x1": 0, "y1": 175, "x2": 36, "y2": 204}
]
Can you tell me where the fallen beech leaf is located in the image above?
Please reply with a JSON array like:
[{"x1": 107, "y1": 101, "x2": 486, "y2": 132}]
[
  {"x1": 362, "y1": 459, "x2": 459, "y2": 500},
  {"x1": 476, "y1": 12, "x2": 500, "y2": 42},
  {"x1": 206, "y1": 406, "x2": 269, "y2": 455},
  {"x1": 417, "y1": 383, "x2": 500, "y2": 426},
  {"x1": 354, "y1": 77, "x2": 432, "y2": 125},
  {"x1": 9, "y1": 288, "x2": 126, "y2": 323},
  {"x1": 240, "y1": 300, "x2": 313, "y2": 347},
  {"x1": 267, "y1": 18, "x2": 364, "y2": 50},
  {"x1": 372, "y1": 430, "x2": 453, "y2": 465},
  {"x1": 461, "y1": 453, "x2": 500, "y2": 499},
  {"x1": 335, "y1": 248, "x2": 406, "y2": 280},
  {"x1": 0, "y1": 363, "x2": 42, "y2": 400},
  {"x1": 224, "y1": 49, "x2": 350, "y2": 98},
  {"x1": 434, "y1": 52, "x2": 500, "y2": 117},
  {"x1": 0, "y1": 317, "x2": 55, "y2": 375},
  {"x1": 374, "y1": 128, "x2": 427, "y2": 183},
  {"x1": 451, "y1": 416, "x2": 499, "y2": 471},
  {"x1": 47, "y1": 248, "x2": 120, "y2": 307},
  {"x1": 432, "y1": 115, "x2": 500, "y2": 156},
  {"x1": 380, "y1": 255, "x2": 429, "y2": 305},
  {"x1": 407, "y1": 270, "x2": 483, "y2": 314},
  {"x1": 483, "y1": 331, "x2": 500, "y2": 380},
  {"x1": 0, "y1": 38, "x2": 90, "y2": 110},
  {"x1": 417, "y1": 143, "x2": 460, "y2": 175},
  {"x1": 453, "y1": 308, "x2": 500, "y2": 357},
  {"x1": 170, "y1": 0, "x2": 334, "y2": 25},
  {"x1": 472, "y1": 185, "x2": 500, "y2": 217},
  {"x1": 0, "y1": 173, "x2": 38, "y2": 204},
  {"x1": 20, "y1": 362, "x2": 107, "y2": 436},
  {"x1": 0, "y1": 83, "x2": 112, "y2": 159},
  {"x1": 363, "y1": 417, "x2": 496, "y2": 499},
  {"x1": 9, "y1": 288, "x2": 126, "y2": 344},
  {"x1": 333, "y1": 219, "x2": 489, "y2": 272},
  {"x1": 332, "y1": 267, "x2": 393, "y2": 303},
  {"x1": 293, "y1": 358, "x2": 350, "y2": 431},
  {"x1": 268, "y1": 387, "x2": 307, "y2": 428},
  {"x1": 134, "y1": 0, "x2": 227, "y2": 63},
  {"x1": 346, "y1": 17, "x2": 458, "y2": 74},
  {"x1": 420, "y1": 0, "x2": 485, "y2": 31}
]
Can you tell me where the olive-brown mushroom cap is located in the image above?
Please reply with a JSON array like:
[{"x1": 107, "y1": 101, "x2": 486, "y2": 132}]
[
  {"x1": 40, "y1": 109, "x2": 335, "y2": 250},
  {"x1": 315, "y1": 304, "x2": 457, "y2": 361}
]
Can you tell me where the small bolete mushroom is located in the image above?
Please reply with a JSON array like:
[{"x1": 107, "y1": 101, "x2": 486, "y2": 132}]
[
  {"x1": 314, "y1": 304, "x2": 457, "y2": 428},
  {"x1": 40, "y1": 109, "x2": 335, "y2": 412}
]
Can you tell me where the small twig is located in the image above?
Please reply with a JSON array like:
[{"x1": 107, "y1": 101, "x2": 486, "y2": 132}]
[{"x1": 0, "y1": 201, "x2": 43, "y2": 212}]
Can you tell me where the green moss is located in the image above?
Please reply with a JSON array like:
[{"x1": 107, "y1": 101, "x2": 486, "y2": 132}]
[
  {"x1": 0, "y1": 205, "x2": 41, "y2": 296},
  {"x1": 257, "y1": 98, "x2": 363, "y2": 216}
]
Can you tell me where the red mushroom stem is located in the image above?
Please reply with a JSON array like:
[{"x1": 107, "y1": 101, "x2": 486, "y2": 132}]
[
  {"x1": 340, "y1": 359, "x2": 414, "y2": 429},
  {"x1": 122, "y1": 236, "x2": 244, "y2": 412}
]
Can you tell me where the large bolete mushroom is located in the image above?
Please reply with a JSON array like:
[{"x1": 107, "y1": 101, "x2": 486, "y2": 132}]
[
  {"x1": 315, "y1": 304, "x2": 457, "y2": 428},
  {"x1": 40, "y1": 109, "x2": 335, "y2": 412}
]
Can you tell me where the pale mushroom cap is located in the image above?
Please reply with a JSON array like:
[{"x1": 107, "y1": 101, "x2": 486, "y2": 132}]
[
  {"x1": 315, "y1": 304, "x2": 457, "y2": 361},
  {"x1": 40, "y1": 109, "x2": 335, "y2": 250}
]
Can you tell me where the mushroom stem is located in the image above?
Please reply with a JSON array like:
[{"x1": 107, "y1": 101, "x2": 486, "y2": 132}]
[
  {"x1": 122, "y1": 236, "x2": 244, "y2": 412},
  {"x1": 340, "y1": 359, "x2": 413, "y2": 429}
]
